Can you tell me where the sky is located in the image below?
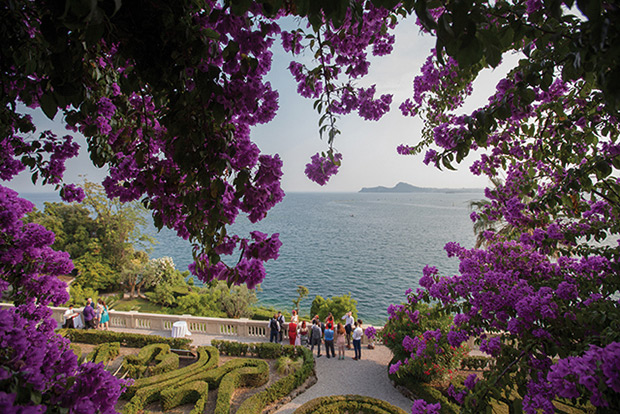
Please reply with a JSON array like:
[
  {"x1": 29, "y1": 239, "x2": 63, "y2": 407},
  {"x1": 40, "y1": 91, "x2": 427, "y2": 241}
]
[{"x1": 5, "y1": 13, "x2": 516, "y2": 195}]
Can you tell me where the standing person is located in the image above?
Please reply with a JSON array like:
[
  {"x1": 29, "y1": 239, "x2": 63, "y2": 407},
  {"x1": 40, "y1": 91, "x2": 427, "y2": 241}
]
[
  {"x1": 336, "y1": 323, "x2": 346, "y2": 360},
  {"x1": 310, "y1": 319, "x2": 323, "y2": 358},
  {"x1": 82, "y1": 298, "x2": 96, "y2": 329},
  {"x1": 98, "y1": 299, "x2": 110, "y2": 330},
  {"x1": 324, "y1": 324, "x2": 335, "y2": 358},
  {"x1": 94, "y1": 299, "x2": 103, "y2": 329},
  {"x1": 63, "y1": 305, "x2": 78, "y2": 329},
  {"x1": 352, "y1": 319, "x2": 363, "y2": 361},
  {"x1": 276, "y1": 311, "x2": 285, "y2": 343},
  {"x1": 342, "y1": 311, "x2": 355, "y2": 349},
  {"x1": 325, "y1": 312, "x2": 334, "y2": 330},
  {"x1": 288, "y1": 319, "x2": 298, "y2": 345},
  {"x1": 291, "y1": 309, "x2": 299, "y2": 324},
  {"x1": 269, "y1": 314, "x2": 279, "y2": 343},
  {"x1": 299, "y1": 320, "x2": 309, "y2": 346}
]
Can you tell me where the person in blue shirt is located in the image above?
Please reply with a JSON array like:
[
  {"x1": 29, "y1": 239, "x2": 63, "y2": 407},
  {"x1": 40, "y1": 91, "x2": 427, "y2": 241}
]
[{"x1": 324, "y1": 325, "x2": 335, "y2": 358}]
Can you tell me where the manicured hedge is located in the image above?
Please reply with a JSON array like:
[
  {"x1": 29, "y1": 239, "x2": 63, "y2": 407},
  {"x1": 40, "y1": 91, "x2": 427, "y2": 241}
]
[
  {"x1": 58, "y1": 328, "x2": 191, "y2": 349},
  {"x1": 211, "y1": 339, "x2": 295, "y2": 359},
  {"x1": 189, "y1": 358, "x2": 266, "y2": 388},
  {"x1": 123, "y1": 343, "x2": 172, "y2": 378},
  {"x1": 83, "y1": 342, "x2": 120, "y2": 365},
  {"x1": 160, "y1": 380, "x2": 209, "y2": 411},
  {"x1": 293, "y1": 395, "x2": 409, "y2": 414},
  {"x1": 124, "y1": 343, "x2": 169, "y2": 366},
  {"x1": 123, "y1": 341, "x2": 315, "y2": 414},
  {"x1": 214, "y1": 361, "x2": 269, "y2": 414},
  {"x1": 69, "y1": 343, "x2": 82, "y2": 361},
  {"x1": 237, "y1": 345, "x2": 315, "y2": 414},
  {"x1": 123, "y1": 353, "x2": 263, "y2": 414},
  {"x1": 211, "y1": 340, "x2": 251, "y2": 356},
  {"x1": 124, "y1": 346, "x2": 217, "y2": 399},
  {"x1": 150, "y1": 351, "x2": 179, "y2": 376}
]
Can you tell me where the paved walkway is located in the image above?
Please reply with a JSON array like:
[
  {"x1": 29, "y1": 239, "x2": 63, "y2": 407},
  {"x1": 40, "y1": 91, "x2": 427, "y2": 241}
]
[{"x1": 110, "y1": 327, "x2": 413, "y2": 412}]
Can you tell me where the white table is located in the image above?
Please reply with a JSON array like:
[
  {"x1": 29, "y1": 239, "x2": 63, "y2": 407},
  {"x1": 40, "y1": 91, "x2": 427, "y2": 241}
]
[
  {"x1": 63, "y1": 311, "x2": 83, "y2": 329},
  {"x1": 73, "y1": 313, "x2": 84, "y2": 329},
  {"x1": 171, "y1": 321, "x2": 191, "y2": 338}
]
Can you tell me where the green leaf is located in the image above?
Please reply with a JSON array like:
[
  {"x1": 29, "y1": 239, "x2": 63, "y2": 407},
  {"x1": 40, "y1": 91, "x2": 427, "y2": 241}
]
[
  {"x1": 511, "y1": 398, "x2": 524, "y2": 414},
  {"x1": 40, "y1": 93, "x2": 58, "y2": 120},
  {"x1": 202, "y1": 28, "x2": 220, "y2": 40}
]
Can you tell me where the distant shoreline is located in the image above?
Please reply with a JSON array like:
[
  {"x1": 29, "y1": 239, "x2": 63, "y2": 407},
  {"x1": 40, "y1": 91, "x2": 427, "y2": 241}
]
[{"x1": 359, "y1": 182, "x2": 483, "y2": 194}]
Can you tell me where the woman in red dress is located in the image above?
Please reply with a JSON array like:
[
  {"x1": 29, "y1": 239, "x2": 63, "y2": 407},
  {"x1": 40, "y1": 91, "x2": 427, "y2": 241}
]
[{"x1": 288, "y1": 320, "x2": 298, "y2": 345}]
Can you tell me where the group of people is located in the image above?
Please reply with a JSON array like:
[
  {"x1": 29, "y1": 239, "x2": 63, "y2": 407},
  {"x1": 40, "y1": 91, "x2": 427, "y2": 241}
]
[
  {"x1": 63, "y1": 297, "x2": 109, "y2": 330},
  {"x1": 269, "y1": 310, "x2": 365, "y2": 360}
]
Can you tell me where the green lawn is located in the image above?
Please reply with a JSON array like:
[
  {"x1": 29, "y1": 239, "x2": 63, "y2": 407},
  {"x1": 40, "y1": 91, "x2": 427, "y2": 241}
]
[{"x1": 112, "y1": 297, "x2": 171, "y2": 314}]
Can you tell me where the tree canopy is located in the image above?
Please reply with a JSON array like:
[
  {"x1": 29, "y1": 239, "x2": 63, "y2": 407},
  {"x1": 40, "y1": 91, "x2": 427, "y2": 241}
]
[{"x1": 1, "y1": 0, "x2": 620, "y2": 412}]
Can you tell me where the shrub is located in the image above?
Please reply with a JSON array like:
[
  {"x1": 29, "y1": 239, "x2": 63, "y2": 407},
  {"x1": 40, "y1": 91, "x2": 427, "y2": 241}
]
[
  {"x1": 122, "y1": 346, "x2": 218, "y2": 414},
  {"x1": 254, "y1": 342, "x2": 283, "y2": 359},
  {"x1": 124, "y1": 346, "x2": 217, "y2": 399},
  {"x1": 251, "y1": 306, "x2": 276, "y2": 321},
  {"x1": 214, "y1": 361, "x2": 269, "y2": 414},
  {"x1": 382, "y1": 303, "x2": 467, "y2": 383},
  {"x1": 58, "y1": 328, "x2": 191, "y2": 349},
  {"x1": 211, "y1": 340, "x2": 250, "y2": 356},
  {"x1": 83, "y1": 342, "x2": 120, "y2": 365},
  {"x1": 388, "y1": 366, "x2": 460, "y2": 414},
  {"x1": 194, "y1": 358, "x2": 265, "y2": 388},
  {"x1": 160, "y1": 380, "x2": 208, "y2": 411},
  {"x1": 150, "y1": 352, "x2": 179, "y2": 376},
  {"x1": 293, "y1": 395, "x2": 408, "y2": 414},
  {"x1": 310, "y1": 293, "x2": 357, "y2": 321},
  {"x1": 237, "y1": 346, "x2": 315, "y2": 414},
  {"x1": 275, "y1": 356, "x2": 303, "y2": 376},
  {"x1": 123, "y1": 344, "x2": 170, "y2": 378},
  {"x1": 69, "y1": 343, "x2": 82, "y2": 361}
]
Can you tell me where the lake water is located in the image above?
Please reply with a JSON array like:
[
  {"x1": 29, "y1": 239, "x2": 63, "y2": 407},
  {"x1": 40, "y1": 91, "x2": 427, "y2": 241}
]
[{"x1": 22, "y1": 191, "x2": 483, "y2": 325}]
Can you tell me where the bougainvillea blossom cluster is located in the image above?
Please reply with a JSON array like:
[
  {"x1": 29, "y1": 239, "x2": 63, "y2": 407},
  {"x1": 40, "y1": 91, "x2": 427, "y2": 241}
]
[
  {"x1": 0, "y1": 186, "x2": 127, "y2": 412},
  {"x1": 389, "y1": 1, "x2": 620, "y2": 411}
]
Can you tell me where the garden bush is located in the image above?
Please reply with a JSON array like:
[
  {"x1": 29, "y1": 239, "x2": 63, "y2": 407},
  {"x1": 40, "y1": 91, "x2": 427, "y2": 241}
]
[
  {"x1": 292, "y1": 395, "x2": 408, "y2": 414},
  {"x1": 214, "y1": 361, "x2": 269, "y2": 414},
  {"x1": 69, "y1": 343, "x2": 82, "y2": 361},
  {"x1": 149, "y1": 352, "x2": 179, "y2": 376},
  {"x1": 124, "y1": 346, "x2": 217, "y2": 399},
  {"x1": 124, "y1": 343, "x2": 169, "y2": 366},
  {"x1": 382, "y1": 303, "x2": 467, "y2": 383},
  {"x1": 275, "y1": 356, "x2": 303, "y2": 376},
  {"x1": 160, "y1": 380, "x2": 209, "y2": 411},
  {"x1": 237, "y1": 346, "x2": 315, "y2": 414},
  {"x1": 211, "y1": 340, "x2": 250, "y2": 356},
  {"x1": 58, "y1": 328, "x2": 191, "y2": 349},
  {"x1": 191, "y1": 358, "x2": 266, "y2": 388},
  {"x1": 388, "y1": 367, "x2": 460, "y2": 414},
  {"x1": 83, "y1": 342, "x2": 120, "y2": 365},
  {"x1": 123, "y1": 343, "x2": 171, "y2": 378}
]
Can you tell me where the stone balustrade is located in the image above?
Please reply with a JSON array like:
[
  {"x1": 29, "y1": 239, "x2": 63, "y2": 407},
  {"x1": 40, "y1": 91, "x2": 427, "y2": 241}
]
[{"x1": 0, "y1": 303, "x2": 377, "y2": 344}]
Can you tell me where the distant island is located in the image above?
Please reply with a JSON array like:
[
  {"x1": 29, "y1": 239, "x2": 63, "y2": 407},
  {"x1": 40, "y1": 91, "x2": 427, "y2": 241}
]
[{"x1": 359, "y1": 182, "x2": 482, "y2": 193}]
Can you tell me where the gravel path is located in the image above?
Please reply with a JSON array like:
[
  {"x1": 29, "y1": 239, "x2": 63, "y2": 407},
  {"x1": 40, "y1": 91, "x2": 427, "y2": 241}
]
[{"x1": 275, "y1": 344, "x2": 413, "y2": 413}]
